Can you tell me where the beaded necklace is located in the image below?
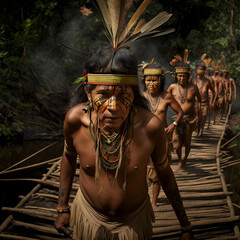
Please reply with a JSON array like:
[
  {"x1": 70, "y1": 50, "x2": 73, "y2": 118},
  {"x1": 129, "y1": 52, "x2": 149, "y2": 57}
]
[
  {"x1": 196, "y1": 78, "x2": 204, "y2": 93},
  {"x1": 177, "y1": 82, "x2": 188, "y2": 104},
  {"x1": 146, "y1": 90, "x2": 161, "y2": 113},
  {"x1": 89, "y1": 108, "x2": 133, "y2": 171}
]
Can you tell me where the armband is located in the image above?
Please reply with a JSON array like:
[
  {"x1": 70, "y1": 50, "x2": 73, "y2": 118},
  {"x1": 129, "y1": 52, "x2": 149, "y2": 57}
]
[
  {"x1": 57, "y1": 206, "x2": 70, "y2": 214},
  {"x1": 173, "y1": 121, "x2": 178, "y2": 126}
]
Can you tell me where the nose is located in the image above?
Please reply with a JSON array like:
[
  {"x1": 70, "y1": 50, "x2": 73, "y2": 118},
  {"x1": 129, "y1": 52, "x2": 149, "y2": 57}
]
[{"x1": 107, "y1": 96, "x2": 118, "y2": 111}]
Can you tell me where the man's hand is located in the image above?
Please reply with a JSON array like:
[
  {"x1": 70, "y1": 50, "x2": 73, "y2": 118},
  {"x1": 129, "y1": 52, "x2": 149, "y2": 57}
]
[
  {"x1": 165, "y1": 123, "x2": 175, "y2": 133},
  {"x1": 54, "y1": 213, "x2": 72, "y2": 237}
]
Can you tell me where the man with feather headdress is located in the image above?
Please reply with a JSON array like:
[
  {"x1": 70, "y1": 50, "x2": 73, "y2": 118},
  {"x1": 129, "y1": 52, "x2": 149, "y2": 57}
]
[
  {"x1": 140, "y1": 59, "x2": 184, "y2": 211},
  {"x1": 167, "y1": 50, "x2": 201, "y2": 172},
  {"x1": 212, "y1": 60, "x2": 226, "y2": 123},
  {"x1": 219, "y1": 56, "x2": 237, "y2": 114},
  {"x1": 54, "y1": 1, "x2": 194, "y2": 239},
  {"x1": 203, "y1": 57, "x2": 218, "y2": 128},
  {"x1": 194, "y1": 54, "x2": 216, "y2": 136}
]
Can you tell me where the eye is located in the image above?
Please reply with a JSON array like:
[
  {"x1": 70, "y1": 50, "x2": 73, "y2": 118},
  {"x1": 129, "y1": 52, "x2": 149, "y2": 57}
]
[{"x1": 120, "y1": 91, "x2": 128, "y2": 96}]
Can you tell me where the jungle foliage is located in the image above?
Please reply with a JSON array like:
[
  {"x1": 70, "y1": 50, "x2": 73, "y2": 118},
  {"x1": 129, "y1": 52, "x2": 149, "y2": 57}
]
[{"x1": 0, "y1": 0, "x2": 239, "y2": 140}]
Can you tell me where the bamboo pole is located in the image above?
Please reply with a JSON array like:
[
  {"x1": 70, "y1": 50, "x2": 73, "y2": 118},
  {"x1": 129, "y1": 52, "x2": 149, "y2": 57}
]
[
  {"x1": 0, "y1": 157, "x2": 61, "y2": 175},
  {"x1": 216, "y1": 104, "x2": 240, "y2": 238},
  {"x1": 0, "y1": 178, "x2": 79, "y2": 190},
  {"x1": 152, "y1": 216, "x2": 239, "y2": 235},
  {"x1": 12, "y1": 220, "x2": 61, "y2": 235},
  {"x1": 232, "y1": 203, "x2": 240, "y2": 209},
  {"x1": 1, "y1": 207, "x2": 56, "y2": 221},
  {"x1": 221, "y1": 132, "x2": 240, "y2": 148},
  {"x1": 0, "y1": 234, "x2": 38, "y2": 240},
  {"x1": 35, "y1": 192, "x2": 75, "y2": 199},
  {"x1": 0, "y1": 160, "x2": 60, "y2": 233},
  {"x1": 0, "y1": 142, "x2": 57, "y2": 173}
]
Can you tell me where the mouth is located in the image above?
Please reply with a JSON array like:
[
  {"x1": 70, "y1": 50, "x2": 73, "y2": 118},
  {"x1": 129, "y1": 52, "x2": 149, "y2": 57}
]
[{"x1": 104, "y1": 115, "x2": 120, "y2": 120}]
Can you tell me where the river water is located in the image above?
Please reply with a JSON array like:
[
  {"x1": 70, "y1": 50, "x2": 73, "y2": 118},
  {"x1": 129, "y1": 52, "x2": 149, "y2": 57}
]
[{"x1": 0, "y1": 139, "x2": 64, "y2": 224}]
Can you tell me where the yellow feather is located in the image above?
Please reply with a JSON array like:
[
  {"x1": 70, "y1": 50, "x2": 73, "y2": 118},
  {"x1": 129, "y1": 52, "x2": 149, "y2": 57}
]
[
  {"x1": 184, "y1": 49, "x2": 189, "y2": 63},
  {"x1": 174, "y1": 54, "x2": 182, "y2": 62},
  {"x1": 200, "y1": 53, "x2": 207, "y2": 61},
  {"x1": 118, "y1": 0, "x2": 152, "y2": 44},
  {"x1": 107, "y1": 0, "x2": 121, "y2": 47},
  {"x1": 97, "y1": 0, "x2": 112, "y2": 38},
  {"x1": 130, "y1": 19, "x2": 146, "y2": 36}
]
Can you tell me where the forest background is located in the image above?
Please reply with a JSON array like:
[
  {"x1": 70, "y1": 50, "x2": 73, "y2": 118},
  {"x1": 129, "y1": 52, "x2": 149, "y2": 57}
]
[{"x1": 0, "y1": 0, "x2": 240, "y2": 140}]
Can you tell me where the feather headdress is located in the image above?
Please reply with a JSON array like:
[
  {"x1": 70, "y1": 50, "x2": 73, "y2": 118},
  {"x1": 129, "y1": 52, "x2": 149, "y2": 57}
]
[
  {"x1": 170, "y1": 49, "x2": 190, "y2": 74},
  {"x1": 196, "y1": 53, "x2": 207, "y2": 74},
  {"x1": 96, "y1": 0, "x2": 174, "y2": 50},
  {"x1": 203, "y1": 58, "x2": 212, "y2": 68}
]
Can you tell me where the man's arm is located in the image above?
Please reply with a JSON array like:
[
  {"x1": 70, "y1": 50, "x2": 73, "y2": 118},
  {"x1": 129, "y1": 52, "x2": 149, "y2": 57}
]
[
  {"x1": 230, "y1": 78, "x2": 237, "y2": 101},
  {"x1": 207, "y1": 80, "x2": 216, "y2": 105},
  {"x1": 165, "y1": 93, "x2": 184, "y2": 133},
  {"x1": 150, "y1": 121, "x2": 194, "y2": 239},
  {"x1": 54, "y1": 110, "x2": 78, "y2": 237},
  {"x1": 194, "y1": 85, "x2": 201, "y2": 135}
]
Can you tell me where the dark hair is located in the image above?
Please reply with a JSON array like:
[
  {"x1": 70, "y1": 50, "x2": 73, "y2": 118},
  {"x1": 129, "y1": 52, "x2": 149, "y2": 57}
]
[
  {"x1": 69, "y1": 41, "x2": 148, "y2": 109},
  {"x1": 140, "y1": 62, "x2": 165, "y2": 92},
  {"x1": 195, "y1": 60, "x2": 206, "y2": 69}
]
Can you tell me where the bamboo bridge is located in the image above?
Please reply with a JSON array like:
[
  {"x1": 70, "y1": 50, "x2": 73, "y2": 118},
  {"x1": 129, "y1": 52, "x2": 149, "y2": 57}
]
[{"x1": 0, "y1": 108, "x2": 239, "y2": 240}]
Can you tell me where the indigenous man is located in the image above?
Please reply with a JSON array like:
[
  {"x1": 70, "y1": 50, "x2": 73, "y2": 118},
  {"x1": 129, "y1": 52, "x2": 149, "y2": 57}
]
[
  {"x1": 211, "y1": 68, "x2": 220, "y2": 124},
  {"x1": 222, "y1": 68, "x2": 237, "y2": 113},
  {"x1": 168, "y1": 54, "x2": 201, "y2": 172},
  {"x1": 141, "y1": 60, "x2": 184, "y2": 211},
  {"x1": 215, "y1": 70, "x2": 226, "y2": 123},
  {"x1": 195, "y1": 61, "x2": 216, "y2": 136},
  {"x1": 54, "y1": 42, "x2": 194, "y2": 240},
  {"x1": 203, "y1": 58, "x2": 218, "y2": 128}
]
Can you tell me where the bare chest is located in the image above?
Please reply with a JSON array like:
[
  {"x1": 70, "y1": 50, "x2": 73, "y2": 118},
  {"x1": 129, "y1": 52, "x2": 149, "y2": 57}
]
[{"x1": 73, "y1": 126, "x2": 153, "y2": 177}]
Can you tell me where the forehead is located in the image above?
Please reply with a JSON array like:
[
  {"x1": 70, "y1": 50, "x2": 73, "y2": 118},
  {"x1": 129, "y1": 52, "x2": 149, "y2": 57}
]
[
  {"x1": 177, "y1": 73, "x2": 188, "y2": 77},
  {"x1": 145, "y1": 75, "x2": 160, "y2": 81},
  {"x1": 94, "y1": 85, "x2": 132, "y2": 92}
]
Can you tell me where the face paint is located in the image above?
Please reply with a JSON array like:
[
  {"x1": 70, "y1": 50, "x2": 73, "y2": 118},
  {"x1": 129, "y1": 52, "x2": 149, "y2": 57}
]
[
  {"x1": 145, "y1": 76, "x2": 160, "y2": 91},
  {"x1": 93, "y1": 97, "x2": 107, "y2": 111}
]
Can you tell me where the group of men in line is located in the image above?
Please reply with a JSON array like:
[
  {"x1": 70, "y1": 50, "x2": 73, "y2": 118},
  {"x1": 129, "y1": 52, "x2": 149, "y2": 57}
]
[
  {"x1": 54, "y1": 43, "x2": 237, "y2": 239},
  {"x1": 143, "y1": 54, "x2": 237, "y2": 211}
]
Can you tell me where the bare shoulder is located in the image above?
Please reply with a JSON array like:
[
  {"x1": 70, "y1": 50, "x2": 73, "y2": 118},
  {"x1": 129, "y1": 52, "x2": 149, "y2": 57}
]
[
  {"x1": 162, "y1": 91, "x2": 174, "y2": 101},
  {"x1": 189, "y1": 82, "x2": 198, "y2": 90},
  {"x1": 135, "y1": 107, "x2": 164, "y2": 136},
  {"x1": 167, "y1": 83, "x2": 177, "y2": 91},
  {"x1": 64, "y1": 103, "x2": 88, "y2": 131}
]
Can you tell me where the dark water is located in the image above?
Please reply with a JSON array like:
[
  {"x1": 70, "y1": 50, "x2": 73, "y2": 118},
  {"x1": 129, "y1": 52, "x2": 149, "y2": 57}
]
[{"x1": 0, "y1": 139, "x2": 64, "y2": 224}]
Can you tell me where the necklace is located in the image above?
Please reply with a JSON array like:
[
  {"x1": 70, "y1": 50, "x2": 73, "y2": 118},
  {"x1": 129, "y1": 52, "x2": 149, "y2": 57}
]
[
  {"x1": 146, "y1": 90, "x2": 161, "y2": 112},
  {"x1": 177, "y1": 82, "x2": 188, "y2": 104},
  {"x1": 89, "y1": 110, "x2": 133, "y2": 170},
  {"x1": 196, "y1": 79, "x2": 204, "y2": 93}
]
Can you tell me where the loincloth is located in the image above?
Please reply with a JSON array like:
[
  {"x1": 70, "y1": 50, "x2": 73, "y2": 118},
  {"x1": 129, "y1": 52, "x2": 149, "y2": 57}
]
[
  {"x1": 70, "y1": 188, "x2": 154, "y2": 240},
  {"x1": 172, "y1": 115, "x2": 196, "y2": 149},
  {"x1": 217, "y1": 95, "x2": 224, "y2": 108},
  {"x1": 201, "y1": 101, "x2": 209, "y2": 116},
  {"x1": 147, "y1": 158, "x2": 159, "y2": 183},
  {"x1": 147, "y1": 151, "x2": 168, "y2": 184}
]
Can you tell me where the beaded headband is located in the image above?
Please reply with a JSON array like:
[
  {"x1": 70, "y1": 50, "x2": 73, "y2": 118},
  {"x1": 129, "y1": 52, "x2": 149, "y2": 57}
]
[
  {"x1": 87, "y1": 74, "x2": 138, "y2": 85},
  {"x1": 74, "y1": 1, "x2": 174, "y2": 86},
  {"x1": 144, "y1": 68, "x2": 164, "y2": 76},
  {"x1": 175, "y1": 67, "x2": 190, "y2": 74}
]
